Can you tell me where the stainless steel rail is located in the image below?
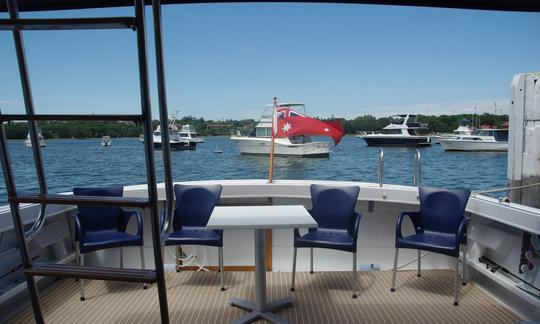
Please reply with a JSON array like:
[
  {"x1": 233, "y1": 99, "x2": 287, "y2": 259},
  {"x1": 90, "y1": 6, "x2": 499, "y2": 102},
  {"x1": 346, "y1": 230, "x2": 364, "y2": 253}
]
[
  {"x1": 377, "y1": 148, "x2": 384, "y2": 187},
  {"x1": 413, "y1": 149, "x2": 421, "y2": 187}
]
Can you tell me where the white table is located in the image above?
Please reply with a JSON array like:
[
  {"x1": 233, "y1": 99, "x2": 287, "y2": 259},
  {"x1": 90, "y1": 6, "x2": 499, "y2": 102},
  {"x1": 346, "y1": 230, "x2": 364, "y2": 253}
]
[{"x1": 207, "y1": 205, "x2": 317, "y2": 324}]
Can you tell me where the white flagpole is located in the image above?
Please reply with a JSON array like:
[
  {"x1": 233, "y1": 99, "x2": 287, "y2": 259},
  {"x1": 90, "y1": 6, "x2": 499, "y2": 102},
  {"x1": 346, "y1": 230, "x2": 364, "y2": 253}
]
[{"x1": 268, "y1": 97, "x2": 278, "y2": 183}]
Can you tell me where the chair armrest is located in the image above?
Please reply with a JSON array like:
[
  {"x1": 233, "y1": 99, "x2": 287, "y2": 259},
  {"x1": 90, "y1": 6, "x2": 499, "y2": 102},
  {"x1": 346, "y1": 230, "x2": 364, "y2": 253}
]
[
  {"x1": 396, "y1": 211, "x2": 422, "y2": 239},
  {"x1": 350, "y1": 212, "x2": 362, "y2": 241},
  {"x1": 456, "y1": 217, "x2": 469, "y2": 244},
  {"x1": 72, "y1": 213, "x2": 84, "y2": 242},
  {"x1": 120, "y1": 210, "x2": 143, "y2": 237}
]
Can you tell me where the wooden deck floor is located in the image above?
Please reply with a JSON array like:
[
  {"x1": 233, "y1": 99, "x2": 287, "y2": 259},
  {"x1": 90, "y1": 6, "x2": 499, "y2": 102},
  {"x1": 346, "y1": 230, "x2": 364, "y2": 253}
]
[{"x1": 9, "y1": 270, "x2": 519, "y2": 323}]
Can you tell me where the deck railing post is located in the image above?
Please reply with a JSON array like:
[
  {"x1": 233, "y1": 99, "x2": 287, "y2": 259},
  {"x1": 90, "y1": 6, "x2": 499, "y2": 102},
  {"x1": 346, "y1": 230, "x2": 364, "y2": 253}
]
[
  {"x1": 377, "y1": 148, "x2": 384, "y2": 187},
  {"x1": 413, "y1": 149, "x2": 421, "y2": 187},
  {"x1": 134, "y1": 0, "x2": 169, "y2": 322}
]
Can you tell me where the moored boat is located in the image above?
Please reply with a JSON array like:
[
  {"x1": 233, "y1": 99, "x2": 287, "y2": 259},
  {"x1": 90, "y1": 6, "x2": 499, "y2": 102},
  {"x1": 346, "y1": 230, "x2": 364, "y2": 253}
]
[
  {"x1": 101, "y1": 136, "x2": 112, "y2": 146},
  {"x1": 439, "y1": 128, "x2": 508, "y2": 151},
  {"x1": 358, "y1": 114, "x2": 432, "y2": 147},
  {"x1": 24, "y1": 130, "x2": 47, "y2": 147},
  {"x1": 179, "y1": 124, "x2": 205, "y2": 143},
  {"x1": 231, "y1": 103, "x2": 333, "y2": 157}
]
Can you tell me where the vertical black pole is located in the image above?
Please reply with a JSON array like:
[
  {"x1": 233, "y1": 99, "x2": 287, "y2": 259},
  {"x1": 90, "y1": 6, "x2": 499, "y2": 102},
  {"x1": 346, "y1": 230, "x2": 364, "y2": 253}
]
[
  {"x1": 0, "y1": 121, "x2": 44, "y2": 323},
  {"x1": 151, "y1": 0, "x2": 174, "y2": 236},
  {"x1": 133, "y1": 0, "x2": 170, "y2": 323}
]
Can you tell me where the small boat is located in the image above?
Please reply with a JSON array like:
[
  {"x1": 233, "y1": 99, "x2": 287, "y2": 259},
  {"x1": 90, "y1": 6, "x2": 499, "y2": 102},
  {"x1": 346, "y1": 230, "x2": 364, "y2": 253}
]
[
  {"x1": 152, "y1": 115, "x2": 197, "y2": 150},
  {"x1": 357, "y1": 114, "x2": 432, "y2": 147},
  {"x1": 101, "y1": 136, "x2": 112, "y2": 146},
  {"x1": 435, "y1": 124, "x2": 474, "y2": 144},
  {"x1": 231, "y1": 103, "x2": 332, "y2": 157},
  {"x1": 179, "y1": 125, "x2": 205, "y2": 143},
  {"x1": 439, "y1": 128, "x2": 508, "y2": 151},
  {"x1": 213, "y1": 145, "x2": 223, "y2": 154},
  {"x1": 24, "y1": 130, "x2": 47, "y2": 147}
]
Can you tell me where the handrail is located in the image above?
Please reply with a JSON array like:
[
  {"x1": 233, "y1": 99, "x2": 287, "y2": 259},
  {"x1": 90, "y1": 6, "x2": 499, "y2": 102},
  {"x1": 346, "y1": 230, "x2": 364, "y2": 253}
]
[
  {"x1": 413, "y1": 149, "x2": 421, "y2": 187},
  {"x1": 152, "y1": 0, "x2": 174, "y2": 239},
  {"x1": 377, "y1": 148, "x2": 384, "y2": 187}
]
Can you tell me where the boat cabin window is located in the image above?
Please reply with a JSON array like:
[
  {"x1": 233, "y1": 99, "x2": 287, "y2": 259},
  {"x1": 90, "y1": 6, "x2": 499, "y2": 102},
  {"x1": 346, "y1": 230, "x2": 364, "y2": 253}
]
[
  {"x1": 256, "y1": 127, "x2": 272, "y2": 137},
  {"x1": 289, "y1": 135, "x2": 308, "y2": 144},
  {"x1": 380, "y1": 129, "x2": 402, "y2": 135},
  {"x1": 154, "y1": 131, "x2": 161, "y2": 136},
  {"x1": 409, "y1": 128, "x2": 430, "y2": 136}
]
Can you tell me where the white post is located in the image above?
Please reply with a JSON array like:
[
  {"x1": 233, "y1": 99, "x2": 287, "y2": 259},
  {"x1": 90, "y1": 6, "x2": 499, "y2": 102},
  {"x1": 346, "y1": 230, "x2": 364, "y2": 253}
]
[{"x1": 508, "y1": 72, "x2": 540, "y2": 207}]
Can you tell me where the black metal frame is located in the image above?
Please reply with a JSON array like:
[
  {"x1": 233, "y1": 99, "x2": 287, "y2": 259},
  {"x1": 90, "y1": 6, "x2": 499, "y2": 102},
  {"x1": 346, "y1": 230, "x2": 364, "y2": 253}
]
[
  {"x1": 0, "y1": 0, "x2": 170, "y2": 322},
  {"x1": 1, "y1": 0, "x2": 539, "y2": 13}
]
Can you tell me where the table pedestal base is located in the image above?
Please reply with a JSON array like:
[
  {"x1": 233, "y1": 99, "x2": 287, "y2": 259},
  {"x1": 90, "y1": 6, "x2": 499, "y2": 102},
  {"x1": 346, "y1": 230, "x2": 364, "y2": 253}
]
[{"x1": 230, "y1": 296, "x2": 293, "y2": 324}]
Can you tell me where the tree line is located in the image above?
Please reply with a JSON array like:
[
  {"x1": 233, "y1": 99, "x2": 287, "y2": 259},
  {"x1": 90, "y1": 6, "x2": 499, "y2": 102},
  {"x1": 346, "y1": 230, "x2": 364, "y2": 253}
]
[{"x1": 3, "y1": 113, "x2": 508, "y2": 139}]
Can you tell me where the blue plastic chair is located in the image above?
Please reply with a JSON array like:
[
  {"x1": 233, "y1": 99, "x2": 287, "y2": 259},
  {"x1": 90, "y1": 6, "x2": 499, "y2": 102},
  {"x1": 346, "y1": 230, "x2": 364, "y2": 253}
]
[
  {"x1": 391, "y1": 187, "x2": 471, "y2": 305},
  {"x1": 162, "y1": 184, "x2": 224, "y2": 291},
  {"x1": 73, "y1": 186, "x2": 146, "y2": 301},
  {"x1": 291, "y1": 184, "x2": 362, "y2": 298}
]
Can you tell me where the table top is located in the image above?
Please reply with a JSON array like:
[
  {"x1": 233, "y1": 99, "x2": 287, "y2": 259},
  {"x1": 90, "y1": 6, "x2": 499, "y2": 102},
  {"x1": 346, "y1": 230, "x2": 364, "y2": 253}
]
[{"x1": 207, "y1": 205, "x2": 317, "y2": 230}]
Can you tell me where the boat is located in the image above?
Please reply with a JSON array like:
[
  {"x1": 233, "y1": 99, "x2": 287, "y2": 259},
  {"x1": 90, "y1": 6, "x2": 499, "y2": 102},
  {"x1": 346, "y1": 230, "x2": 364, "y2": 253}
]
[
  {"x1": 24, "y1": 130, "x2": 47, "y2": 147},
  {"x1": 101, "y1": 136, "x2": 112, "y2": 146},
  {"x1": 150, "y1": 114, "x2": 197, "y2": 150},
  {"x1": 179, "y1": 124, "x2": 205, "y2": 143},
  {"x1": 439, "y1": 128, "x2": 508, "y2": 151},
  {"x1": 213, "y1": 144, "x2": 223, "y2": 154},
  {"x1": 357, "y1": 114, "x2": 432, "y2": 147},
  {"x1": 230, "y1": 103, "x2": 332, "y2": 157},
  {"x1": 434, "y1": 122, "x2": 475, "y2": 144}
]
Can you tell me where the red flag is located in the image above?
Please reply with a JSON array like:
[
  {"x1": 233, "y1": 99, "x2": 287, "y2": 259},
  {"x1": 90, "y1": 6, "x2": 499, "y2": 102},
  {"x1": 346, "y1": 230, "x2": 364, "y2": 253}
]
[{"x1": 274, "y1": 107, "x2": 345, "y2": 145}]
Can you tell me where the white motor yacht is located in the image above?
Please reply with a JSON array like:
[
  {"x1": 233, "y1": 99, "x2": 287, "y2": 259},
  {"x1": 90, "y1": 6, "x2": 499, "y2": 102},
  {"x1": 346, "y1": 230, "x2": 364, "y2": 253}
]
[
  {"x1": 439, "y1": 128, "x2": 508, "y2": 151},
  {"x1": 152, "y1": 122, "x2": 196, "y2": 150},
  {"x1": 179, "y1": 124, "x2": 205, "y2": 143},
  {"x1": 231, "y1": 103, "x2": 331, "y2": 157},
  {"x1": 101, "y1": 136, "x2": 112, "y2": 146},
  {"x1": 358, "y1": 114, "x2": 432, "y2": 147}
]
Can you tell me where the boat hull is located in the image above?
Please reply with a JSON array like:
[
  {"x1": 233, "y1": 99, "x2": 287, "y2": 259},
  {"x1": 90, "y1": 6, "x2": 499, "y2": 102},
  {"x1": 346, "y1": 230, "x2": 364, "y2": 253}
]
[
  {"x1": 153, "y1": 141, "x2": 197, "y2": 150},
  {"x1": 439, "y1": 139, "x2": 508, "y2": 151},
  {"x1": 360, "y1": 135, "x2": 431, "y2": 147},
  {"x1": 231, "y1": 136, "x2": 331, "y2": 157}
]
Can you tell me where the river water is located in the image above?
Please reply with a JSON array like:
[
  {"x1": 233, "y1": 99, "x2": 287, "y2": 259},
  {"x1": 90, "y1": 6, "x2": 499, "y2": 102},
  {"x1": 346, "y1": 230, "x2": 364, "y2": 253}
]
[{"x1": 0, "y1": 136, "x2": 508, "y2": 204}]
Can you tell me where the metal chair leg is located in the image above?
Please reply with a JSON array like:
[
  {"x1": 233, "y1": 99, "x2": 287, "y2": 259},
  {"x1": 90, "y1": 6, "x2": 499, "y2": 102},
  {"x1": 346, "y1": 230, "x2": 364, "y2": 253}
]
[
  {"x1": 352, "y1": 252, "x2": 358, "y2": 299},
  {"x1": 391, "y1": 248, "x2": 398, "y2": 292},
  {"x1": 462, "y1": 244, "x2": 467, "y2": 286},
  {"x1": 310, "y1": 247, "x2": 314, "y2": 274},
  {"x1": 454, "y1": 257, "x2": 460, "y2": 306},
  {"x1": 219, "y1": 246, "x2": 225, "y2": 291},
  {"x1": 417, "y1": 250, "x2": 421, "y2": 277},
  {"x1": 78, "y1": 246, "x2": 85, "y2": 301},
  {"x1": 175, "y1": 246, "x2": 180, "y2": 272},
  {"x1": 120, "y1": 247, "x2": 123, "y2": 268},
  {"x1": 140, "y1": 246, "x2": 147, "y2": 289},
  {"x1": 291, "y1": 247, "x2": 297, "y2": 292}
]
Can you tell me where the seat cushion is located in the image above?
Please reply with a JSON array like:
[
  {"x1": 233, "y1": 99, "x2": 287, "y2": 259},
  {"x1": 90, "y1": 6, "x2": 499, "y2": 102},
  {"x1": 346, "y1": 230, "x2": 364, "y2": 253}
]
[
  {"x1": 295, "y1": 229, "x2": 356, "y2": 252},
  {"x1": 396, "y1": 231, "x2": 459, "y2": 257},
  {"x1": 164, "y1": 228, "x2": 222, "y2": 247},
  {"x1": 81, "y1": 230, "x2": 142, "y2": 253}
]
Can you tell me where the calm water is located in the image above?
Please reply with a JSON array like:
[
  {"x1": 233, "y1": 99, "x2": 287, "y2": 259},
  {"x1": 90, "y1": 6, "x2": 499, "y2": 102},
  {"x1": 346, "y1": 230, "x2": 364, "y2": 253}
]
[{"x1": 0, "y1": 136, "x2": 508, "y2": 204}]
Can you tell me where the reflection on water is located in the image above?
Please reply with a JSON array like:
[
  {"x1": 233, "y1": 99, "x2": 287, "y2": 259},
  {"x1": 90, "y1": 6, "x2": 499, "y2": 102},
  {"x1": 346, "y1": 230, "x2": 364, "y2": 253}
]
[{"x1": 0, "y1": 135, "x2": 507, "y2": 203}]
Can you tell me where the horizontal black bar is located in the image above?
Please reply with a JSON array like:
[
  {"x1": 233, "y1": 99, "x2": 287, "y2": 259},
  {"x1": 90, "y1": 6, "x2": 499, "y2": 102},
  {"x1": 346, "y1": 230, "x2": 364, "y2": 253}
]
[
  {"x1": 26, "y1": 264, "x2": 157, "y2": 283},
  {"x1": 9, "y1": 193, "x2": 151, "y2": 208},
  {"x1": 0, "y1": 17, "x2": 136, "y2": 31},
  {"x1": 0, "y1": 0, "x2": 539, "y2": 13},
  {"x1": 0, "y1": 114, "x2": 144, "y2": 122}
]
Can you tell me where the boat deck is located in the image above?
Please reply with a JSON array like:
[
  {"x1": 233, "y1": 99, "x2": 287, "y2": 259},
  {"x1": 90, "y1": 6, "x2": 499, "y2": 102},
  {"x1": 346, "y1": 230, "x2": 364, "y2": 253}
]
[{"x1": 9, "y1": 270, "x2": 519, "y2": 323}]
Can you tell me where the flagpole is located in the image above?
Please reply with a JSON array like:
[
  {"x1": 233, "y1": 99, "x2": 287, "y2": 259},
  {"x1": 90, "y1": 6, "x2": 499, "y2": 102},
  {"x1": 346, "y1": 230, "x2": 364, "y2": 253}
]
[{"x1": 268, "y1": 97, "x2": 277, "y2": 183}]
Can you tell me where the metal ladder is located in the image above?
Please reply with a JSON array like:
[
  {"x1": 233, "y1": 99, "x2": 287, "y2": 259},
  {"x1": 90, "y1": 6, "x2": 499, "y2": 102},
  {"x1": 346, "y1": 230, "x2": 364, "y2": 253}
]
[{"x1": 0, "y1": 0, "x2": 170, "y2": 322}]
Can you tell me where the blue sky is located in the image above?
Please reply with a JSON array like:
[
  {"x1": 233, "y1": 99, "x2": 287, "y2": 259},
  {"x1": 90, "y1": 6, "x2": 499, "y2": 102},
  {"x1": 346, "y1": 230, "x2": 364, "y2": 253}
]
[{"x1": 1, "y1": 3, "x2": 539, "y2": 120}]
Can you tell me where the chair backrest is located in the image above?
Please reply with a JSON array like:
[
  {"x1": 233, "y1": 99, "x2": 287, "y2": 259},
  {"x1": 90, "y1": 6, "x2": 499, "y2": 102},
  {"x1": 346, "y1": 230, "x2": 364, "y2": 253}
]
[
  {"x1": 310, "y1": 184, "x2": 360, "y2": 230},
  {"x1": 73, "y1": 186, "x2": 123, "y2": 232},
  {"x1": 419, "y1": 187, "x2": 471, "y2": 234},
  {"x1": 173, "y1": 184, "x2": 222, "y2": 229}
]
